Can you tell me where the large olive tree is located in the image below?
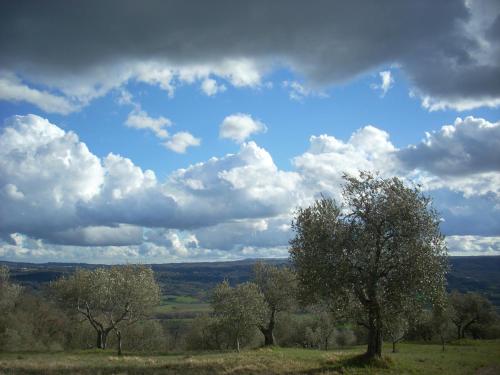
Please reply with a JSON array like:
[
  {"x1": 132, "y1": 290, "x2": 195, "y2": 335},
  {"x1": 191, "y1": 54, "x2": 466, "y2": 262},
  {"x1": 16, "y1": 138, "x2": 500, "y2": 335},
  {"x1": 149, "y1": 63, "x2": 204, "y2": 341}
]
[
  {"x1": 252, "y1": 262, "x2": 297, "y2": 346},
  {"x1": 290, "y1": 172, "x2": 448, "y2": 359},
  {"x1": 52, "y1": 264, "x2": 160, "y2": 355}
]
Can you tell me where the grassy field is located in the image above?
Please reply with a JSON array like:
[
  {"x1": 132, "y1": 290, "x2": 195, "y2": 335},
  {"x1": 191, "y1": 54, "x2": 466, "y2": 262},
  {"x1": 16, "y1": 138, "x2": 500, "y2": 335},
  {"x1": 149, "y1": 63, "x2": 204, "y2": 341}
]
[
  {"x1": 154, "y1": 295, "x2": 210, "y2": 317},
  {"x1": 0, "y1": 341, "x2": 499, "y2": 374}
]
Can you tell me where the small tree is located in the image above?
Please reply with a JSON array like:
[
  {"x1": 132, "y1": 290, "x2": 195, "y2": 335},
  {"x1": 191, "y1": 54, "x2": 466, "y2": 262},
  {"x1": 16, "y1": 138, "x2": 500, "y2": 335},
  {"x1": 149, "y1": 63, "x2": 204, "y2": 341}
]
[
  {"x1": 431, "y1": 304, "x2": 455, "y2": 351},
  {"x1": 252, "y1": 262, "x2": 297, "y2": 346},
  {"x1": 186, "y1": 314, "x2": 231, "y2": 350},
  {"x1": 449, "y1": 291, "x2": 497, "y2": 339},
  {"x1": 384, "y1": 315, "x2": 408, "y2": 353},
  {"x1": 312, "y1": 309, "x2": 337, "y2": 350},
  {"x1": 0, "y1": 266, "x2": 23, "y2": 351},
  {"x1": 290, "y1": 172, "x2": 448, "y2": 359},
  {"x1": 0, "y1": 266, "x2": 21, "y2": 314},
  {"x1": 52, "y1": 265, "x2": 160, "y2": 355},
  {"x1": 211, "y1": 280, "x2": 266, "y2": 352},
  {"x1": 383, "y1": 304, "x2": 420, "y2": 353}
]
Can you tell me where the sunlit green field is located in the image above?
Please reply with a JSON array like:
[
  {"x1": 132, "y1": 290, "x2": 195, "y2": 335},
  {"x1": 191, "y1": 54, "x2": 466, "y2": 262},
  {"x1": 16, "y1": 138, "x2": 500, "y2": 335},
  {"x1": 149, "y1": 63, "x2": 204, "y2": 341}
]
[
  {"x1": 154, "y1": 295, "x2": 210, "y2": 316},
  {"x1": 1, "y1": 340, "x2": 499, "y2": 374}
]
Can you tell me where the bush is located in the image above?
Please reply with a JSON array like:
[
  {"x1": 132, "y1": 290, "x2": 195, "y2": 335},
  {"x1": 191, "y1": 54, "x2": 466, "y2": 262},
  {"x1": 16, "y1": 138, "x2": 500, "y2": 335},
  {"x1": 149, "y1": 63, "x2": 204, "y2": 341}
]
[
  {"x1": 335, "y1": 327, "x2": 357, "y2": 347},
  {"x1": 105, "y1": 320, "x2": 169, "y2": 352},
  {"x1": 0, "y1": 294, "x2": 69, "y2": 351}
]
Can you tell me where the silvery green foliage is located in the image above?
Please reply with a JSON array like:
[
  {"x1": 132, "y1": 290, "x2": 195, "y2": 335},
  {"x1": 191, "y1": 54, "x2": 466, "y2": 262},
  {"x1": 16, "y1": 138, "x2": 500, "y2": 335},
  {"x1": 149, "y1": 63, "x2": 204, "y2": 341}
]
[
  {"x1": 0, "y1": 266, "x2": 21, "y2": 313},
  {"x1": 253, "y1": 262, "x2": 297, "y2": 345},
  {"x1": 431, "y1": 302, "x2": 455, "y2": 350},
  {"x1": 211, "y1": 280, "x2": 266, "y2": 351},
  {"x1": 308, "y1": 309, "x2": 337, "y2": 350},
  {"x1": 449, "y1": 291, "x2": 498, "y2": 339},
  {"x1": 52, "y1": 265, "x2": 160, "y2": 350},
  {"x1": 384, "y1": 314, "x2": 409, "y2": 352},
  {"x1": 290, "y1": 172, "x2": 448, "y2": 356},
  {"x1": 253, "y1": 262, "x2": 297, "y2": 315}
]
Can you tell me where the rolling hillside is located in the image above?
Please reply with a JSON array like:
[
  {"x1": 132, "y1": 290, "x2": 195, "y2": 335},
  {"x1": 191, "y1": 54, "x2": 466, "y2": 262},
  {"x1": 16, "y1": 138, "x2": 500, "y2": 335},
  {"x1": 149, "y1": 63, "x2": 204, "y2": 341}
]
[{"x1": 2, "y1": 256, "x2": 499, "y2": 308}]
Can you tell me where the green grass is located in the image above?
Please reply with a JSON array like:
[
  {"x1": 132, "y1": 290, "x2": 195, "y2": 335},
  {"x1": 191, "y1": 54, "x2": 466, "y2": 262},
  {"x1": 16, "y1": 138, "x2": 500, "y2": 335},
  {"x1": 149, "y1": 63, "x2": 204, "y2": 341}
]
[
  {"x1": 1, "y1": 341, "x2": 499, "y2": 374},
  {"x1": 162, "y1": 295, "x2": 201, "y2": 304},
  {"x1": 154, "y1": 303, "x2": 210, "y2": 314},
  {"x1": 154, "y1": 295, "x2": 210, "y2": 316}
]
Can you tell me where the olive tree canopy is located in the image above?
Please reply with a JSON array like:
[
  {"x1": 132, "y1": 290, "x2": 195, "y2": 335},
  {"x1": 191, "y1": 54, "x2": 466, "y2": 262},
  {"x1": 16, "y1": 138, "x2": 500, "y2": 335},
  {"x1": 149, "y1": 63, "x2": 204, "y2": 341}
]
[
  {"x1": 290, "y1": 172, "x2": 448, "y2": 359},
  {"x1": 211, "y1": 280, "x2": 266, "y2": 352},
  {"x1": 253, "y1": 262, "x2": 296, "y2": 346},
  {"x1": 449, "y1": 291, "x2": 498, "y2": 339},
  {"x1": 52, "y1": 264, "x2": 160, "y2": 354}
]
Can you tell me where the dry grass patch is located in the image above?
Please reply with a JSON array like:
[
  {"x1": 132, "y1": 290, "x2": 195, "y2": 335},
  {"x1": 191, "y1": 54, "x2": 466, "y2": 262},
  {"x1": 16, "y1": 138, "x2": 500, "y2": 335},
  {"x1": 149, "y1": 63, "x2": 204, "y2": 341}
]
[{"x1": 1, "y1": 341, "x2": 499, "y2": 374}]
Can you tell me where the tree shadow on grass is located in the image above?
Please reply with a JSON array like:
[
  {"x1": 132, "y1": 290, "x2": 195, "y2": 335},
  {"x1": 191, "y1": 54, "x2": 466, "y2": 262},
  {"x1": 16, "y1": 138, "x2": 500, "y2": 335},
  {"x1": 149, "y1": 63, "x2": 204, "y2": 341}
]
[{"x1": 284, "y1": 353, "x2": 394, "y2": 375}]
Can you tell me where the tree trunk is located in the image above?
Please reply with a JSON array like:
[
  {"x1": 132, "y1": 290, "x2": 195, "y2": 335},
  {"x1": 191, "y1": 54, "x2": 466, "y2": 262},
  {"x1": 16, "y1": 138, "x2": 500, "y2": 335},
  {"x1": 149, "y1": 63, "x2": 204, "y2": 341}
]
[
  {"x1": 392, "y1": 341, "x2": 397, "y2": 353},
  {"x1": 260, "y1": 327, "x2": 275, "y2": 346},
  {"x1": 462, "y1": 319, "x2": 476, "y2": 339},
  {"x1": 366, "y1": 306, "x2": 383, "y2": 359},
  {"x1": 214, "y1": 330, "x2": 221, "y2": 350},
  {"x1": 260, "y1": 308, "x2": 276, "y2": 346},
  {"x1": 96, "y1": 330, "x2": 108, "y2": 349},
  {"x1": 236, "y1": 337, "x2": 240, "y2": 353},
  {"x1": 366, "y1": 325, "x2": 383, "y2": 358},
  {"x1": 96, "y1": 331, "x2": 102, "y2": 349},
  {"x1": 102, "y1": 330, "x2": 109, "y2": 349},
  {"x1": 116, "y1": 329, "x2": 122, "y2": 356},
  {"x1": 441, "y1": 335, "x2": 445, "y2": 352}
]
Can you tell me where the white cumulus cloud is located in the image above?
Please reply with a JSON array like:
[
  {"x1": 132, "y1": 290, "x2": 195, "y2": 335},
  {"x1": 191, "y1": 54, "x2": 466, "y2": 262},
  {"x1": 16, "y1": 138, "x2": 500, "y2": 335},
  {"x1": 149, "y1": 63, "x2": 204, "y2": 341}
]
[
  {"x1": 446, "y1": 235, "x2": 500, "y2": 256},
  {"x1": 282, "y1": 80, "x2": 327, "y2": 101},
  {"x1": 125, "y1": 109, "x2": 172, "y2": 139},
  {"x1": 1, "y1": 113, "x2": 500, "y2": 262},
  {"x1": 293, "y1": 126, "x2": 398, "y2": 197},
  {"x1": 201, "y1": 78, "x2": 226, "y2": 96},
  {"x1": 219, "y1": 113, "x2": 267, "y2": 143},
  {"x1": 164, "y1": 131, "x2": 201, "y2": 153},
  {"x1": 0, "y1": 114, "x2": 104, "y2": 239}
]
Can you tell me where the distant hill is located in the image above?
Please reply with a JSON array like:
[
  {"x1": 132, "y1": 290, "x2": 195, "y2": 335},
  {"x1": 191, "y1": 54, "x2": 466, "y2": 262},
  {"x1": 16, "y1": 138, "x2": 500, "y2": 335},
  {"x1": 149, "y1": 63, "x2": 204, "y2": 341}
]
[
  {"x1": 446, "y1": 256, "x2": 500, "y2": 308},
  {"x1": 2, "y1": 256, "x2": 500, "y2": 307}
]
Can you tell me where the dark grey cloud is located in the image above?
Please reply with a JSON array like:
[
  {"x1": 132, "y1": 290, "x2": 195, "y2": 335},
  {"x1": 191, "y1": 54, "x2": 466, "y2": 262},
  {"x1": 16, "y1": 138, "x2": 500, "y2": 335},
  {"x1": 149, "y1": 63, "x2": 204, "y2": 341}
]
[
  {"x1": 488, "y1": 14, "x2": 500, "y2": 41},
  {"x1": 431, "y1": 189, "x2": 500, "y2": 236},
  {"x1": 46, "y1": 225, "x2": 144, "y2": 247},
  {"x1": 398, "y1": 116, "x2": 500, "y2": 176},
  {"x1": 2, "y1": 0, "x2": 499, "y2": 108}
]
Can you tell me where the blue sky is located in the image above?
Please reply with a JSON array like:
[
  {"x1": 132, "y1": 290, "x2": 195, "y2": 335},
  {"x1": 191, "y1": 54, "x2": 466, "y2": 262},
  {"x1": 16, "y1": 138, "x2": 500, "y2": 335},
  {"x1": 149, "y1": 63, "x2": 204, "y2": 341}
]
[{"x1": 1, "y1": 1, "x2": 500, "y2": 263}]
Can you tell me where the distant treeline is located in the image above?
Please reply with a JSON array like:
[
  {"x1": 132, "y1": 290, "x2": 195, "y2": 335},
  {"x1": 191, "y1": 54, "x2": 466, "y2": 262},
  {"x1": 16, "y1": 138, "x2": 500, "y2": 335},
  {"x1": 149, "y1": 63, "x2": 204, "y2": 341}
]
[
  {"x1": 2, "y1": 256, "x2": 500, "y2": 308},
  {"x1": 1, "y1": 262, "x2": 499, "y2": 356}
]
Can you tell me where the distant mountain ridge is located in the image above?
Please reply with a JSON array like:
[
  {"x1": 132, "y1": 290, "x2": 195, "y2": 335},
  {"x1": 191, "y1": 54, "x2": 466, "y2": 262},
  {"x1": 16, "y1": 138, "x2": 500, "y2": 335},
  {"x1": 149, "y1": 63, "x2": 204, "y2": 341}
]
[{"x1": 2, "y1": 256, "x2": 499, "y2": 308}]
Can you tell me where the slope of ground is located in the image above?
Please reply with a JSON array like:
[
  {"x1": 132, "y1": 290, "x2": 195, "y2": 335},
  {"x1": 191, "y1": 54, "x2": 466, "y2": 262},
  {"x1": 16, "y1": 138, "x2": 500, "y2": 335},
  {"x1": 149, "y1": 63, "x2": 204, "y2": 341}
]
[
  {"x1": 2, "y1": 256, "x2": 500, "y2": 309},
  {"x1": 0, "y1": 341, "x2": 499, "y2": 375}
]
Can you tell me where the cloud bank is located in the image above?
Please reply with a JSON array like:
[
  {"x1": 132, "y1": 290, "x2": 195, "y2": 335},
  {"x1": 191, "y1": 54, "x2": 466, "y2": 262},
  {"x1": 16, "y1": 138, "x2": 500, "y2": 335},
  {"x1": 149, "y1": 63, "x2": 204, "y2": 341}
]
[{"x1": 1, "y1": 114, "x2": 499, "y2": 262}]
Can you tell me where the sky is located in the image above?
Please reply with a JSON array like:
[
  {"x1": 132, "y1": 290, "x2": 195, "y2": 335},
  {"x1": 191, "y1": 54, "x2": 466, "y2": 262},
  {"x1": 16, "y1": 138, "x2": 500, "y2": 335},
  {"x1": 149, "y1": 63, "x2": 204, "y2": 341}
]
[{"x1": 0, "y1": 0, "x2": 499, "y2": 263}]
